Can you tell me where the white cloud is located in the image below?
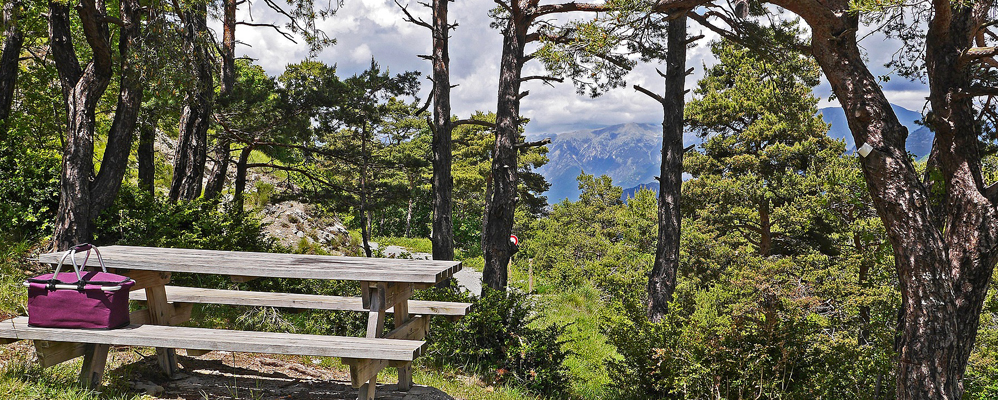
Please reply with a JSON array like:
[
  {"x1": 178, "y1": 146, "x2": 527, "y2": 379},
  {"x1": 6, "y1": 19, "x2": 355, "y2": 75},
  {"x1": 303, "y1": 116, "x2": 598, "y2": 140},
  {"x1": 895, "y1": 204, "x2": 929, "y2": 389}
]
[{"x1": 231, "y1": 2, "x2": 929, "y2": 133}]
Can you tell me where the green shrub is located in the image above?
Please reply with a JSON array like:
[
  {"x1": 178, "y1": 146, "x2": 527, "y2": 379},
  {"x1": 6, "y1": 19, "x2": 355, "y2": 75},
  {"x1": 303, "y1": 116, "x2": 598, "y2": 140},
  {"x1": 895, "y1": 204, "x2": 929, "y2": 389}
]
[
  {"x1": 421, "y1": 287, "x2": 572, "y2": 397},
  {"x1": 93, "y1": 184, "x2": 276, "y2": 252}
]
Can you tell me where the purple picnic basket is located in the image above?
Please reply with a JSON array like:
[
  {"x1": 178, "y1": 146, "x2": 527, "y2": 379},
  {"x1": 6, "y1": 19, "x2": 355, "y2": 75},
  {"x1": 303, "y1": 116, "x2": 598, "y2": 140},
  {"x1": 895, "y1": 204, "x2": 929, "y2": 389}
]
[{"x1": 25, "y1": 244, "x2": 135, "y2": 329}]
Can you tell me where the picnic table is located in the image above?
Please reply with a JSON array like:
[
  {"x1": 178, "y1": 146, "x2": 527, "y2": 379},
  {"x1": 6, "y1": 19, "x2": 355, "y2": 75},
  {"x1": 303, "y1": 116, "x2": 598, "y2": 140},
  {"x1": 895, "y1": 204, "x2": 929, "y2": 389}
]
[{"x1": 0, "y1": 245, "x2": 469, "y2": 400}]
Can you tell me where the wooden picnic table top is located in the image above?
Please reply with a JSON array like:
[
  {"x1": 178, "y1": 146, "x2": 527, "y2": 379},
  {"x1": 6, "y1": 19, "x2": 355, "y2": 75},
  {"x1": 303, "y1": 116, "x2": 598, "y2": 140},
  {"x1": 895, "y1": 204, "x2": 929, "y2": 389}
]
[{"x1": 37, "y1": 245, "x2": 462, "y2": 285}]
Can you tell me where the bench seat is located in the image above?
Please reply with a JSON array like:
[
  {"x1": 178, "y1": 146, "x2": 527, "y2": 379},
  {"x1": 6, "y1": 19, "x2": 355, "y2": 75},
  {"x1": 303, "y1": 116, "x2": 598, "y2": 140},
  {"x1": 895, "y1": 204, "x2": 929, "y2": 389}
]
[
  {"x1": 0, "y1": 317, "x2": 425, "y2": 362},
  {"x1": 131, "y1": 286, "x2": 472, "y2": 317}
]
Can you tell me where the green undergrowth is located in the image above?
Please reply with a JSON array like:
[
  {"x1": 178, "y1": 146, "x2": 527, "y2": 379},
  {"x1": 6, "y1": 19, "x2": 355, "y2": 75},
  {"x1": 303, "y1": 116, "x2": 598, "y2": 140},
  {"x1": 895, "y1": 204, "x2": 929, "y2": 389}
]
[
  {"x1": 0, "y1": 347, "x2": 150, "y2": 400},
  {"x1": 532, "y1": 284, "x2": 619, "y2": 399}
]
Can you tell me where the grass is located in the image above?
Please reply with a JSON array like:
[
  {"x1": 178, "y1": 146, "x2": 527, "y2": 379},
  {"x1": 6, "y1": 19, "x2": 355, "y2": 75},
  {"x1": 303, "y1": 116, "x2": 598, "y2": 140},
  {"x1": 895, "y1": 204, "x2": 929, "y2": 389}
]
[
  {"x1": 532, "y1": 284, "x2": 620, "y2": 399},
  {"x1": 372, "y1": 236, "x2": 433, "y2": 254},
  {"x1": 413, "y1": 368, "x2": 542, "y2": 400},
  {"x1": 0, "y1": 344, "x2": 151, "y2": 400},
  {"x1": 508, "y1": 259, "x2": 620, "y2": 399}
]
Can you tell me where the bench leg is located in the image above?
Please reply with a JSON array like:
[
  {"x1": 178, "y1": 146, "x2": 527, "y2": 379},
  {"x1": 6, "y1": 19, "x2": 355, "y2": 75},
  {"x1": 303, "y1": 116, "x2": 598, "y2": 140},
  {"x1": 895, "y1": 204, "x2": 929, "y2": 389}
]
[
  {"x1": 366, "y1": 284, "x2": 387, "y2": 339},
  {"x1": 145, "y1": 285, "x2": 181, "y2": 377},
  {"x1": 393, "y1": 299, "x2": 413, "y2": 391},
  {"x1": 358, "y1": 377, "x2": 376, "y2": 400},
  {"x1": 79, "y1": 343, "x2": 110, "y2": 388}
]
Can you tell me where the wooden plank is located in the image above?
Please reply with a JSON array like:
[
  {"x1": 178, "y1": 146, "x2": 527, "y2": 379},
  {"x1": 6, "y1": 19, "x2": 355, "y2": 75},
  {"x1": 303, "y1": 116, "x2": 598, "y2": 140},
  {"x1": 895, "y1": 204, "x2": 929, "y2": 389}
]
[
  {"x1": 38, "y1": 246, "x2": 461, "y2": 285},
  {"x1": 123, "y1": 270, "x2": 171, "y2": 291},
  {"x1": 358, "y1": 372, "x2": 376, "y2": 400},
  {"x1": 79, "y1": 343, "x2": 109, "y2": 388},
  {"x1": 344, "y1": 358, "x2": 387, "y2": 388},
  {"x1": 366, "y1": 284, "x2": 386, "y2": 338},
  {"x1": 393, "y1": 299, "x2": 413, "y2": 392},
  {"x1": 185, "y1": 349, "x2": 212, "y2": 357},
  {"x1": 144, "y1": 285, "x2": 180, "y2": 377},
  {"x1": 129, "y1": 303, "x2": 193, "y2": 326},
  {"x1": 383, "y1": 283, "x2": 413, "y2": 311},
  {"x1": 386, "y1": 316, "x2": 428, "y2": 343},
  {"x1": 130, "y1": 286, "x2": 473, "y2": 316},
  {"x1": 35, "y1": 340, "x2": 87, "y2": 368},
  {"x1": 0, "y1": 317, "x2": 425, "y2": 361}
]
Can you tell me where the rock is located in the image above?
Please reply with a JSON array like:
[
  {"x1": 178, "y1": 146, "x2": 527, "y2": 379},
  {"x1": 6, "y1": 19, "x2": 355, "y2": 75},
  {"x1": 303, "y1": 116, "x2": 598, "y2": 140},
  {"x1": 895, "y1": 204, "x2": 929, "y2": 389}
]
[{"x1": 132, "y1": 381, "x2": 165, "y2": 396}]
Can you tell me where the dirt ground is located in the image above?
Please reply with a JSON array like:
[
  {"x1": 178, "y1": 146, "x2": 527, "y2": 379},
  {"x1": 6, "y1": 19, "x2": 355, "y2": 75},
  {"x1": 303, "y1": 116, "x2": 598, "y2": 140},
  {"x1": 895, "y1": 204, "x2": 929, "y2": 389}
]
[
  {"x1": 126, "y1": 350, "x2": 456, "y2": 400},
  {"x1": 0, "y1": 340, "x2": 455, "y2": 400}
]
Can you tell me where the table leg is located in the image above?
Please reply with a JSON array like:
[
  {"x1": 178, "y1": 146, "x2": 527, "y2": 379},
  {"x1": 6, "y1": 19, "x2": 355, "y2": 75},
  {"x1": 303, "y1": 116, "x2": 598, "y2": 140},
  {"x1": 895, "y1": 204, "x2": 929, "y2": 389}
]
[
  {"x1": 365, "y1": 283, "x2": 387, "y2": 339},
  {"x1": 145, "y1": 285, "x2": 180, "y2": 378},
  {"x1": 393, "y1": 298, "x2": 413, "y2": 391},
  {"x1": 358, "y1": 377, "x2": 376, "y2": 400},
  {"x1": 79, "y1": 343, "x2": 110, "y2": 388},
  {"x1": 360, "y1": 282, "x2": 388, "y2": 399}
]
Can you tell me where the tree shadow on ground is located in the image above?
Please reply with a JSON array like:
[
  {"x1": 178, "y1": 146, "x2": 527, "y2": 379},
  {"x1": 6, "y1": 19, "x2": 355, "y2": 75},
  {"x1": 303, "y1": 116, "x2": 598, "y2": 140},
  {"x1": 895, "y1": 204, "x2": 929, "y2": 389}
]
[{"x1": 110, "y1": 352, "x2": 456, "y2": 400}]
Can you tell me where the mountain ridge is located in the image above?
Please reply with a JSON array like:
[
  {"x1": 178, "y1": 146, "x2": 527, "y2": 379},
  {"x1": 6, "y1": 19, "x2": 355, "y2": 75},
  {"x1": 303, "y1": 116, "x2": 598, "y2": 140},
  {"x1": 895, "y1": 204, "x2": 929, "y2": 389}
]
[{"x1": 535, "y1": 104, "x2": 933, "y2": 203}]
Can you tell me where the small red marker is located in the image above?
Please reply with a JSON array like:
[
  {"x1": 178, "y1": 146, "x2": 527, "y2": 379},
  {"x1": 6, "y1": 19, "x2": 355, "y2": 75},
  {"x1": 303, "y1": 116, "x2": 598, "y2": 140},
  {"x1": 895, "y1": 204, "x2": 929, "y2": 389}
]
[{"x1": 509, "y1": 235, "x2": 519, "y2": 246}]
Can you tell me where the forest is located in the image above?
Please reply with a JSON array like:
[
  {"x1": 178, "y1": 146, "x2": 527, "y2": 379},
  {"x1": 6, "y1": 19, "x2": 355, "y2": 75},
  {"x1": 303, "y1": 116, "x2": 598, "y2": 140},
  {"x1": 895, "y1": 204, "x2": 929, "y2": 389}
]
[{"x1": 2, "y1": 0, "x2": 998, "y2": 399}]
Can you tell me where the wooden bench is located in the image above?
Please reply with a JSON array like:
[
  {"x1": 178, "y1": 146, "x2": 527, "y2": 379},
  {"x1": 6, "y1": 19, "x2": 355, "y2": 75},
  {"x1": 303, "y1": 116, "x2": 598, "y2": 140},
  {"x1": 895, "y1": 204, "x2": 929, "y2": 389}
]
[
  {"x1": 0, "y1": 316, "x2": 427, "y2": 397},
  {"x1": 17, "y1": 246, "x2": 466, "y2": 400},
  {"x1": 131, "y1": 286, "x2": 472, "y2": 319}
]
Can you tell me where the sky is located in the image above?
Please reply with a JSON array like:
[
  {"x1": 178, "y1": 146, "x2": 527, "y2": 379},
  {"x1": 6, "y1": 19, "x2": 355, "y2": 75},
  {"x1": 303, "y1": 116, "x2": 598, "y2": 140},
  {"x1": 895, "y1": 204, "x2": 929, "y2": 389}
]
[{"x1": 223, "y1": 1, "x2": 930, "y2": 136}]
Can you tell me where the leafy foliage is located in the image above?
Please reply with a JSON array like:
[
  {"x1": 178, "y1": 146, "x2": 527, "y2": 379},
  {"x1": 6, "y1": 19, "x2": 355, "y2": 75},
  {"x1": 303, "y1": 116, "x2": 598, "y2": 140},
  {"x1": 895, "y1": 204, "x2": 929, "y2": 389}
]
[
  {"x1": 422, "y1": 288, "x2": 572, "y2": 397},
  {"x1": 92, "y1": 184, "x2": 275, "y2": 252}
]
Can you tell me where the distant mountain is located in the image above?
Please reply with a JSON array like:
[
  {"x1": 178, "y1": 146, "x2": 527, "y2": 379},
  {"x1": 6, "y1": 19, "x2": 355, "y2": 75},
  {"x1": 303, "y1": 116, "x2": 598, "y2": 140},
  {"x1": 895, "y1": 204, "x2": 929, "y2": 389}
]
[
  {"x1": 818, "y1": 104, "x2": 933, "y2": 158},
  {"x1": 621, "y1": 182, "x2": 659, "y2": 201},
  {"x1": 534, "y1": 123, "x2": 702, "y2": 202},
  {"x1": 535, "y1": 104, "x2": 931, "y2": 203}
]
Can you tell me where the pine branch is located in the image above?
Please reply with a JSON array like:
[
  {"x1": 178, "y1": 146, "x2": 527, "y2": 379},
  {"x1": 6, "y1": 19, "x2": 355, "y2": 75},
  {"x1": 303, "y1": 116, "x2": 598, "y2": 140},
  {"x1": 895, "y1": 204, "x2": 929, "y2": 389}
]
[{"x1": 633, "y1": 84, "x2": 665, "y2": 104}]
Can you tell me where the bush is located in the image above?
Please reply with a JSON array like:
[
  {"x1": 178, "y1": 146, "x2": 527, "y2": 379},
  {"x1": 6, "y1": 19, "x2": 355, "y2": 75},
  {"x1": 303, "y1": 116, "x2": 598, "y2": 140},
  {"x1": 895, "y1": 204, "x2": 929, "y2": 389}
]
[
  {"x1": 421, "y1": 287, "x2": 572, "y2": 397},
  {"x1": 93, "y1": 184, "x2": 276, "y2": 252}
]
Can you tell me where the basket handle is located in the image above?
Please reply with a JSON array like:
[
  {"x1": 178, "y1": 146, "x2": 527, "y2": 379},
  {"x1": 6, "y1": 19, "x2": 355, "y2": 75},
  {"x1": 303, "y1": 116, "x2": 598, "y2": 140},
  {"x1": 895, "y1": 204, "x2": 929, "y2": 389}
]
[
  {"x1": 52, "y1": 244, "x2": 109, "y2": 282},
  {"x1": 37, "y1": 244, "x2": 126, "y2": 291}
]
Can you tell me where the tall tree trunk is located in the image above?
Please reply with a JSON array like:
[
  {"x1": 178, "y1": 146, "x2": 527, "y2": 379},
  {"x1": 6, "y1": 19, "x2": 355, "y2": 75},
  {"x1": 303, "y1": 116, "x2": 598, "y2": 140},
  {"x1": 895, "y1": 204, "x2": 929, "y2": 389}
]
[
  {"x1": 220, "y1": 0, "x2": 237, "y2": 96},
  {"x1": 204, "y1": 0, "x2": 238, "y2": 200},
  {"x1": 361, "y1": 126, "x2": 373, "y2": 257},
  {"x1": 169, "y1": 4, "x2": 214, "y2": 201},
  {"x1": 646, "y1": 13, "x2": 686, "y2": 322},
  {"x1": 770, "y1": 1, "x2": 998, "y2": 397},
  {"x1": 137, "y1": 112, "x2": 159, "y2": 194},
  {"x1": 430, "y1": 0, "x2": 455, "y2": 262},
  {"x1": 405, "y1": 174, "x2": 415, "y2": 237},
  {"x1": 923, "y1": 3, "x2": 998, "y2": 393},
  {"x1": 0, "y1": 0, "x2": 23, "y2": 129},
  {"x1": 482, "y1": 9, "x2": 529, "y2": 293},
  {"x1": 204, "y1": 136, "x2": 231, "y2": 199},
  {"x1": 233, "y1": 144, "x2": 253, "y2": 210},
  {"x1": 50, "y1": 0, "x2": 113, "y2": 250},
  {"x1": 90, "y1": 0, "x2": 143, "y2": 219}
]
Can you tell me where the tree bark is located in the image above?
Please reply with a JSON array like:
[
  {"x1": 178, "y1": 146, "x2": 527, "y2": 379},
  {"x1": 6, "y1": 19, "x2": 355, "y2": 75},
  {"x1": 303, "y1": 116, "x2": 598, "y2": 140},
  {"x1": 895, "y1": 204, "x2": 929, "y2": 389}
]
[
  {"x1": 50, "y1": 0, "x2": 114, "y2": 250},
  {"x1": 233, "y1": 144, "x2": 254, "y2": 210},
  {"x1": 768, "y1": 1, "x2": 998, "y2": 397},
  {"x1": 203, "y1": 0, "x2": 238, "y2": 201},
  {"x1": 430, "y1": 0, "x2": 455, "y2": 263},
  {"x1": 137, "y1": 112, "x2": 159, "y2": 194},
  {"x1": 204, "y1": 136, "x2": 232, "y2": 199},
  {"x1": 647, "y1": 13, "x2": 687, "y2": 322},
  {"x1": 482, "y1": 5, "x2": 530, "y2": 293},
  {"x1": 169, "y1": 4, "x2": 214, "y2": 201},
  {"x1": 90, "y1": 0, "x2": 143, "y2": 219},
  {"x1": 0, "y1": 0, "x2": 23, "y2": 128},
  {"x1": 221, "y1": 0, "x2": 237, "y2": 97}
]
